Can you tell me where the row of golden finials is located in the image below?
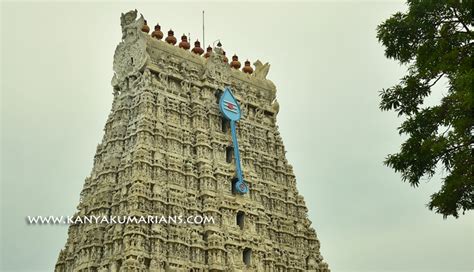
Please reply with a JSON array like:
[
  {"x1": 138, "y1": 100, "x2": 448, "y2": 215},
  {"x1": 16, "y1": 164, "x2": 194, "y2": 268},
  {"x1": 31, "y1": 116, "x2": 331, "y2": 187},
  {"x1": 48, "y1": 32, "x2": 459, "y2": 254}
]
[{"x1": 142, "y1": 21, "x2": 254, "y2": 74}]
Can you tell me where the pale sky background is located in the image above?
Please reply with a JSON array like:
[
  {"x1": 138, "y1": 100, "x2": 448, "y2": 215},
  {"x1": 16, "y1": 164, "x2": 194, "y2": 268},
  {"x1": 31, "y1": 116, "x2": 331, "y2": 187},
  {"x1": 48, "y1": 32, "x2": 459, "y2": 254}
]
[{"x1": 1, "y1": 1, "x2": 473, "y2": 272}]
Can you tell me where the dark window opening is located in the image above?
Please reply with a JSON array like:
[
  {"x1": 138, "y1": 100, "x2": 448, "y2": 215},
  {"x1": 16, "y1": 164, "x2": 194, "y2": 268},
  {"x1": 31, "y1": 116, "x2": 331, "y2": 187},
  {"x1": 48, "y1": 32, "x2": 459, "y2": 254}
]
[
  {"x1": 215, "y1": 90, "x2": 223, "y2": 104},
  {"x1": 144, "y1": 258, "x2": 151, "y2": 269},
  {"x1": 243, "y1": 248, "x2": 252, "y2": 266},
  {"x1": 236, "y1": 211, "x2": 245, "y2": 230},
  {"x1": 226, "y1": 146, "x2": 233, "y2": 163},
  {"x1": 116, "y1": 260, "x2": 122, "y2": 272},
  {"x1": 222, "y1": 117, "x2": 230, "y2": 133},
  {"x1": 231, "y1": 177, "x2": 239, "y2": 194}
]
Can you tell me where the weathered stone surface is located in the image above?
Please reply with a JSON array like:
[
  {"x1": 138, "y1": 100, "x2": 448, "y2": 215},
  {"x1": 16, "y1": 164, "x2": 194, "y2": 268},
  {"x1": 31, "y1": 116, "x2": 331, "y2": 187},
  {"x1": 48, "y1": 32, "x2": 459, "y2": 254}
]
[{"x1": 55, "y1": 10, "x2": 330, "y2": 272}]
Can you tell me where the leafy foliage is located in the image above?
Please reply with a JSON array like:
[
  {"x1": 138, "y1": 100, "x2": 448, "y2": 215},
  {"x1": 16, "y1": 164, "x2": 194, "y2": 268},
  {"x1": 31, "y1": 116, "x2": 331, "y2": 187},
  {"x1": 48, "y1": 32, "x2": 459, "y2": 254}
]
[{"x1": 377, "y1": 0, "x2": 473, "y2": 218}]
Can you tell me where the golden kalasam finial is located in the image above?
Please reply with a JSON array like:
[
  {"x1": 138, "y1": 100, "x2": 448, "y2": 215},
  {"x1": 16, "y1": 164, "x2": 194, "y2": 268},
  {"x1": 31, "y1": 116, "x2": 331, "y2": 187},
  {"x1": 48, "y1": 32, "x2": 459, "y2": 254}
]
[
  {"x1": 242, "y1": 60, "x2": 253, "y2": 74},
  {"x1": 191, "y1": 40, "x2": 204, "y2": 55},
  {"x1": 203, "y1": 45, "x2": 212, "y2": 58},
  {"x1": 151, "y1": 23, "x2": 163, "y2": 39},
  {"x1": 179, "y1": 34, "x2": 190, "y2": 50},
  {"x1": 223, "y1": 51, "x2": 228, "y2": 63},
  {"x1": 230, "y1": 54, "x2": 241, "y2": 69},
  {"x1": 165, "y1": 29, "x2": 177, "y2": 45},
  {"x1": 141, "y1": 20, "x2": 150, "y2": 33}
]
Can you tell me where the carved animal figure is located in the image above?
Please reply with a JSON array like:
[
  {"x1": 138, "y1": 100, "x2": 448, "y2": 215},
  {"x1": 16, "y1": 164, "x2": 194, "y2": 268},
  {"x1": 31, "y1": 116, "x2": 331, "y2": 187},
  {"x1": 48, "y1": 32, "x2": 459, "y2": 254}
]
[{"x1": 253, "y1": 60, "x2": 270, "y2": 79}]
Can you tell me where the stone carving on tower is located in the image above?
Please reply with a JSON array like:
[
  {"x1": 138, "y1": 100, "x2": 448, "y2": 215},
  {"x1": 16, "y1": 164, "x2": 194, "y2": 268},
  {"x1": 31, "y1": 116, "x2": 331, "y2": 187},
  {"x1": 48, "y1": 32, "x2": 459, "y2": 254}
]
[{"x1": 55, "y1": 10, "x2": 330, "y2": 272}]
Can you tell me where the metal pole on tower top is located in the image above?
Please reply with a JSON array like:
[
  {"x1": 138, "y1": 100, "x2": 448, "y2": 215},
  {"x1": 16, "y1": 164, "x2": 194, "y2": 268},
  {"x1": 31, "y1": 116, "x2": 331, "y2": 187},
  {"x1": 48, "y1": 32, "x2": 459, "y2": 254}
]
[{"x1": 202, "y1": 10, "x2": 205, "y2": 47}]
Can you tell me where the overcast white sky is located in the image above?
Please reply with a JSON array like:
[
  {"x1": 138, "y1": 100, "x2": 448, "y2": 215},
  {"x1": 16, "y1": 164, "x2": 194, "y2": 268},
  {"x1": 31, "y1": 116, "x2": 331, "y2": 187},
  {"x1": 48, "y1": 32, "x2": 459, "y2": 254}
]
[{"x1": 1, "y1": 1, "x2": 473, "y2": 272}]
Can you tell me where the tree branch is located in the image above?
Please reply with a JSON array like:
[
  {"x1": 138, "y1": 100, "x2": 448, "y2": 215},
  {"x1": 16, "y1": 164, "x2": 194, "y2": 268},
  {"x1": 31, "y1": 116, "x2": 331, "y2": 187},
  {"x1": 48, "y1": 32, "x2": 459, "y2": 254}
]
[
  {"x1": 450, "y1": 7, "x2": 471, "y2": 34},
  {"x1": 440, "y1": 125, "x2": 452, "y2": 138},
  {"x1": 427, "y1": 73, "x2": 445, "y2": 88}
]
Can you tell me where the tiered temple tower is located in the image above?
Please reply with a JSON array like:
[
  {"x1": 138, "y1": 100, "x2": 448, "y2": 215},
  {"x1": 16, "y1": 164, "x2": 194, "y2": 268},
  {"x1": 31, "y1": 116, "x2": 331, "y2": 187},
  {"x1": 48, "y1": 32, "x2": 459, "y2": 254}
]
[{"x1": 55, "y1": 10, "x2": 330, "y2": 272}]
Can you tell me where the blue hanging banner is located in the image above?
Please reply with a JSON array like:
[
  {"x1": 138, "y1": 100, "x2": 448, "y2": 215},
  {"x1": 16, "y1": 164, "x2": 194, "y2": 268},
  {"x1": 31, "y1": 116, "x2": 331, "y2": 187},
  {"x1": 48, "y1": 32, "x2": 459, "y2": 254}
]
[{"x1": 219, "y1": 87, "x2": 249, "y2": 194}]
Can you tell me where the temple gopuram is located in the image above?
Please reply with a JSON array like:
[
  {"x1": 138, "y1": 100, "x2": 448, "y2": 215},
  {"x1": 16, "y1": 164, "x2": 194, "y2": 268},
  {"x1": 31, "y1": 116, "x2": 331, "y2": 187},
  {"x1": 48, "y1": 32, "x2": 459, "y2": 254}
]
[{"x1": 55, "y1": 10, "x2": 330, "y2": 272}]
